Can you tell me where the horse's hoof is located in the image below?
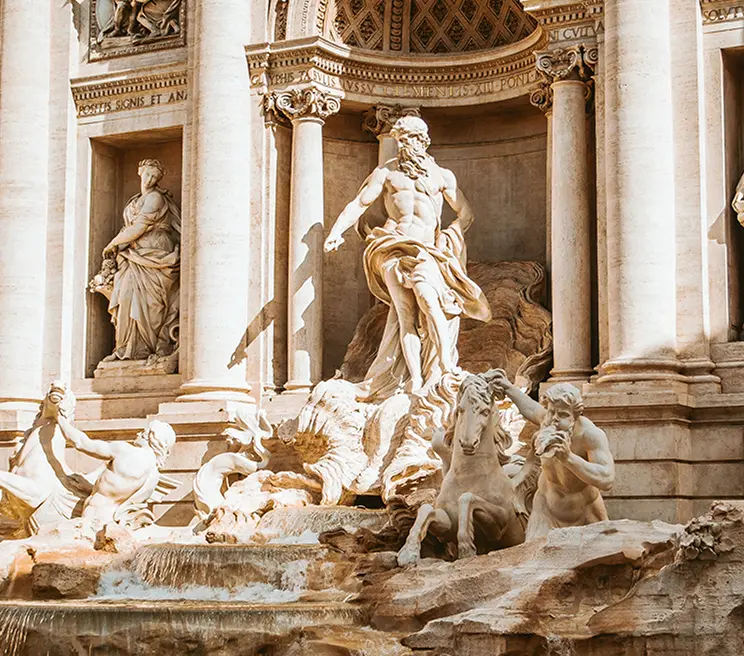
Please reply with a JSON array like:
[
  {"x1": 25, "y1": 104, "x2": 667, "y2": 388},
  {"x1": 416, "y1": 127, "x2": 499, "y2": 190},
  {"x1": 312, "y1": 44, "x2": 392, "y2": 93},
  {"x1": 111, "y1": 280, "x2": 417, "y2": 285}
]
[
  {"x1": 397, "y1": 547, "x2": 420, "y2": 567},
  {"x1": 458, "y1": 543, "x2": 477, "y2": 559}
]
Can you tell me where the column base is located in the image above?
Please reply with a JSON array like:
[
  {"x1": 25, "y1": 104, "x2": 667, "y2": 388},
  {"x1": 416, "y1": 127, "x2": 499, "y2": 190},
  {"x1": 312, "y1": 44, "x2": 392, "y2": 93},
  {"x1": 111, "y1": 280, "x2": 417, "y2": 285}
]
[
  {"x1": 595, "y1": 358, "x2": 687, "y2": 386},
  {"x1": 0, "y1": 400, "x2": 42, "y2": 441},
  {"x1": 547, "y1": 367, "x2": 595, "y2": 387},
  {"x1": 177, "y1": 378, "x2": 254, "y2": 403},
  {"x1": 284, "y1": 380, "x2": 314, "y2": 394}
]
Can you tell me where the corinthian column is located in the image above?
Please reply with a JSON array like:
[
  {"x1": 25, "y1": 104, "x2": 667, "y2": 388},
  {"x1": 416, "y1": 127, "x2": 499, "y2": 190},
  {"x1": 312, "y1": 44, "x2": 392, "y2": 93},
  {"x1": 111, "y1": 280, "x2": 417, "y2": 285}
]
[
  {"x1": 363, "y1": 105, "x2": 420, "y2": 166},
  {"x1": 0, "y1": 2, "x2": 51, "y2": 420},
  {"x1": 599, "y1": 0, "x2": 679, "y2": 384},
  {"x1": 178, "y1": 0, "x2": 254, "y2": 402},
  {"x1": 534, "y1": 46, "x2": 596, "y2": 384},
  {"x1": 272, "y1": 87, "x2": 341, "y2": 392}
]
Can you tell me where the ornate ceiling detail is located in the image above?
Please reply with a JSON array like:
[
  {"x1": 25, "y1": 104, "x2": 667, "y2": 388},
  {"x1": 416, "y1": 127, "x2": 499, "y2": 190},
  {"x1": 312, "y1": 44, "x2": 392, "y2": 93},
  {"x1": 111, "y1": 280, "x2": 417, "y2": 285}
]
[{"x1": 327, "y1": 0, "x2": 536, "y2": 54}]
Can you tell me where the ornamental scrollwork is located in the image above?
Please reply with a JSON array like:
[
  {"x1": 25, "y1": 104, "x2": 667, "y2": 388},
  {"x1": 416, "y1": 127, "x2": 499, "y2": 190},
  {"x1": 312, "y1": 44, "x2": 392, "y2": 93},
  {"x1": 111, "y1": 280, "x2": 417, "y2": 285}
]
[{"x1": 269, "y1": 86, "x2": 342, "y2": 121}]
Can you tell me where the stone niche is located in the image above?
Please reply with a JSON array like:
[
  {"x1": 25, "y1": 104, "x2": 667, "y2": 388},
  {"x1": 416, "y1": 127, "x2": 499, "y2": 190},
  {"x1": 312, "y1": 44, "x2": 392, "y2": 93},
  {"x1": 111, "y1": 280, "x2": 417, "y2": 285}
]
[
  {"x1": 319, "y1": 99, "x2": 548, "y2": 379},
  {"x1": 86, "y1": 128, "x2": 183, "y2": 378}
]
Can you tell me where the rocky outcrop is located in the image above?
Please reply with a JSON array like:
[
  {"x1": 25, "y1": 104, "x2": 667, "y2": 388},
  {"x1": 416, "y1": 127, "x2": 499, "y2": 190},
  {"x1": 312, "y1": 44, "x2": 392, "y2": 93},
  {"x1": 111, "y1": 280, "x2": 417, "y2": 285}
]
[{"x1": 358, "y1": 505, "x2": 744, "y2": 655}]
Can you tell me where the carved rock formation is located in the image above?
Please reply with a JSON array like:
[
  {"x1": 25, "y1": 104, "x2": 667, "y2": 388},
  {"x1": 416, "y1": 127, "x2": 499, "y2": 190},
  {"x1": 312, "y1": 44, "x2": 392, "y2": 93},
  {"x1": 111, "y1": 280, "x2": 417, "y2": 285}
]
[{"x1": 358, "y1": 504, "x2": 744, "y2": 655}]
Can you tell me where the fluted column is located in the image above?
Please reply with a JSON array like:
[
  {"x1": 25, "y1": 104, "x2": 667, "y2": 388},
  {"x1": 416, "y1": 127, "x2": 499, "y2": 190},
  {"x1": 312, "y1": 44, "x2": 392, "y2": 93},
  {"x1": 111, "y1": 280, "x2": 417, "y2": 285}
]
[
  {"x1": 363, "y1": 105, "x2": 420, "y2": 166},
  {"x1": 273, "y1": 87, "x2": 341, "y2": 392},
  {"x1": 178, "y1": 0, "x2": 253, "y2": 402},
  {"x1": 0, "y1": 2, "x2": 51, "y2": 417},
  {"x1": 534, "y1": 46, "x2": 596, "y2": 384},
  {"x1": 599, "y1": 0, "x2": 680, "y2": 384}
]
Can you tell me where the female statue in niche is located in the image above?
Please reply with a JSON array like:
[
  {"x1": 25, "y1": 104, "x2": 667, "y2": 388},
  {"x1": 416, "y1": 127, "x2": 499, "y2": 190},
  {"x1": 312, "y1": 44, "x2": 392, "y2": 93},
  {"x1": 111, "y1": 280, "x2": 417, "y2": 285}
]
[{"x1": 93, "y1": 159, "x2": 181, "y2": 366}]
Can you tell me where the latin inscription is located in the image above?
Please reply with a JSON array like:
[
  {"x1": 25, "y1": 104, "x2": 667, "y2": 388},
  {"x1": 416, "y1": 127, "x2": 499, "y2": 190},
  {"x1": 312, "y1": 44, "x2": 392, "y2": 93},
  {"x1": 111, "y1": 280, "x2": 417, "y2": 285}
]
[
  {"x1": 548, "y1": 22, "x2": 602, "y2": 44},
  {"x1": 77, "y1": 89, "x2": 188, "y2": 118},
  {"x1": 703, "y1": 6, "x2": 744, "y2": 22},
  {"x1": 264, "y1": 69, "x2": 539, "y2": 101}
]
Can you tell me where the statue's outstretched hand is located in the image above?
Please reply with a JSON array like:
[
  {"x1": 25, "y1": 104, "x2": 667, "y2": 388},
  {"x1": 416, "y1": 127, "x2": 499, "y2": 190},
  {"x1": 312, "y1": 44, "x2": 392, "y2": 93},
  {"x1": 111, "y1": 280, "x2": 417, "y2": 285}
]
[{"x1": 324, "y1": 234, "x2": 344, "y2": 253}]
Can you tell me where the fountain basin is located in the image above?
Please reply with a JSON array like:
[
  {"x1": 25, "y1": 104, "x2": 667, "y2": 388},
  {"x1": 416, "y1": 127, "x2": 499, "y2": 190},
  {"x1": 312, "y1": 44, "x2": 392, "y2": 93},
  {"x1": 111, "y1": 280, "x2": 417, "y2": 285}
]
[{"x1": 0, "y1": 599, "x2": 368, "y2": 656}]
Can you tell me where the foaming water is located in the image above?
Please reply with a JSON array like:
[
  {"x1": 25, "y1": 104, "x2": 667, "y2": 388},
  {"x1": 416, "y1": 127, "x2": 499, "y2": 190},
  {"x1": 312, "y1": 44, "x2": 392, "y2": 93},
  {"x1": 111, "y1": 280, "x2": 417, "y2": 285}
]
[
  {"x1": 96, "y1": 569, "x2": 302, "y2": 603},
  {"x1": 268, "y1": 529, "x2": 320, "y2": 544}
]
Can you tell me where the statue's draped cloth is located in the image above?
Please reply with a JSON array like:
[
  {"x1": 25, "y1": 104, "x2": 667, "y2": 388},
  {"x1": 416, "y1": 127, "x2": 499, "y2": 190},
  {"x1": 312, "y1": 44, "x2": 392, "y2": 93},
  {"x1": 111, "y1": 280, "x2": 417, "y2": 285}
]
[
  {"x1": 109, "y1": 189, "x2": 181, "y2": 360},
  {"x1": 359, "y1": 221, "x2": 491, "y2": 400}
]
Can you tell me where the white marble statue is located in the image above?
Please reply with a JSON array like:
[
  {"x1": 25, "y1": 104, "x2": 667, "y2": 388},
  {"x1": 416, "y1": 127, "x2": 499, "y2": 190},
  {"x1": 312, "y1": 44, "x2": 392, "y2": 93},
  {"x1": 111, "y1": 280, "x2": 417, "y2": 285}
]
[
  {"x1": 397, "y1": 370, "x2": 526, "y2": 566},
  {"x1": 54, "y1": 412, "x2": 177, "y2": 529},
  {"x1": 95, "y1": 158, "x2": 181, "y2": 365},
  {"x1": 491, "y1": 373, "x2": 615, "y2": 540},
  {"x1": 192, "y1": 408, "x2": 272, "y2": 522},
  {"x1": 324, "y1": 115, "x2": 491, "y2": 400},
  {"x1": 0, "y1": 382, "x2": 85, "y2": 538}
]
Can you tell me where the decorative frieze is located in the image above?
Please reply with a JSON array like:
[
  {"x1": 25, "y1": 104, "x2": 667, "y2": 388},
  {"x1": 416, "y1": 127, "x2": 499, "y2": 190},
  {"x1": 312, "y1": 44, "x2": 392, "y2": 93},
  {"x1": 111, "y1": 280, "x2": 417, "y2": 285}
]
[
  {"x1": 71, "y1": 67, "x2": 188, "y2": 118},
  {"x1": 269, "y1": 86, "x2": 342, "y2": 122},
  {"x1": 362, "y1": 105, "x2": 421, "y2": 136},
  {"x1": 700, "y1": 0, "x2": 744, "y2": 23},
  {"x1": 89, "y1": 0, "x2": 186, "y2": 62}
]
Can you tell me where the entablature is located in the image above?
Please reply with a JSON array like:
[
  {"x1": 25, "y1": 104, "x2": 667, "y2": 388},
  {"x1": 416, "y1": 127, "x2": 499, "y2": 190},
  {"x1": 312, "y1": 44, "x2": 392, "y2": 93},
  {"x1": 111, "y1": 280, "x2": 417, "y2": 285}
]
[
  {"x1": 246, "y1": 31, "x2": 548, "y2": 108},
  {"x1": 70, "y1": 65, "x2": 188, "y2": 120}
]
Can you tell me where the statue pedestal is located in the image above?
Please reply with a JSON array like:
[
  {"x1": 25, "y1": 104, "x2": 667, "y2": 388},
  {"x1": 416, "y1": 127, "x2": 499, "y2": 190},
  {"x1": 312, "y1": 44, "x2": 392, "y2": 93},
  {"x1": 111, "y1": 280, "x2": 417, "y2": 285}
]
[{"x1": 94, "y1": 355, "x2": 178, "y2": 379}]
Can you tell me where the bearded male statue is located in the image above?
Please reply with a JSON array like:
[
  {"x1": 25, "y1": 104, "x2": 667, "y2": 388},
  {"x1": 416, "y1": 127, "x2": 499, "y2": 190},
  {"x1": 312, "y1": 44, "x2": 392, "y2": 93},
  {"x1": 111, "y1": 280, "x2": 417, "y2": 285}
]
[
  {"x1": 324, "y1": 116, "x2": 491, "y2": 400},
  {"x1": 491, "y1": 372, "x2": 615, "y2": 540}
]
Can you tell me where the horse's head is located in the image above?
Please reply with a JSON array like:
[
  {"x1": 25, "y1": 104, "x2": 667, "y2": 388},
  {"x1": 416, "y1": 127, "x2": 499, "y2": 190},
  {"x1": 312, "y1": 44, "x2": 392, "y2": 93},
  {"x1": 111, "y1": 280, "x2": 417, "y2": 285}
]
[{"x1": 454, "y1": 373, "x2": 505, "y2": 456}]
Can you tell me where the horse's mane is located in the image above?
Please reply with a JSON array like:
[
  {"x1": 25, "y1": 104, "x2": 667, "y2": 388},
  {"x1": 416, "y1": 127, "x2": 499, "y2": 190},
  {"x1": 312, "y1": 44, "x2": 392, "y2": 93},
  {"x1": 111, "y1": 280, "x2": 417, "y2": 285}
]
[{"x1": 457, "y1": 374, "x2": 512, "y2": 465}]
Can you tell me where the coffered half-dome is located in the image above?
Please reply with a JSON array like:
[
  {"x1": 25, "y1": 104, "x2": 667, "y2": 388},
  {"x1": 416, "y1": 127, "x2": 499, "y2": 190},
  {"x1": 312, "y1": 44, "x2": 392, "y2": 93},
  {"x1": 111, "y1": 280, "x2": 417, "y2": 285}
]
[{"x1": 324, "y1": 0, "x2": 537, "y2": 54}]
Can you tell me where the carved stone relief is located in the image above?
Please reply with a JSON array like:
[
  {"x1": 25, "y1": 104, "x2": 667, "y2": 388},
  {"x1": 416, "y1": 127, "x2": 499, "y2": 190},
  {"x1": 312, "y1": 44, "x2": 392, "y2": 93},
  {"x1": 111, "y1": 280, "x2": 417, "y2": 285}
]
[{"x1": 89, "y1": 0, "x2": 186, "y2": 61}]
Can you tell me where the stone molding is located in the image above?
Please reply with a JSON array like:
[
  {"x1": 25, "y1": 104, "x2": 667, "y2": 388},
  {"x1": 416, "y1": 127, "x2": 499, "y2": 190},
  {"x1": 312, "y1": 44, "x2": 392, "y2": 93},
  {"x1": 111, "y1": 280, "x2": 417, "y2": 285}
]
[
  {"x1": 269, "y1": 85, "x2": 342, "y2": 122},
  {"x1": 362, "y1": 105, "x2": 421, "y2": 137},
  {"x1": 246, "y1": 32, "x2": 548, "y2": 108},
  {"x1": 521, "y1": 0, "x2": 603, "y2": 46},
  {"x1": 700, "y1": 0, "x2": 744, "y2": 23},
  {"x1": 71, "y1": 66, "x2": 188, "y2": 118}
]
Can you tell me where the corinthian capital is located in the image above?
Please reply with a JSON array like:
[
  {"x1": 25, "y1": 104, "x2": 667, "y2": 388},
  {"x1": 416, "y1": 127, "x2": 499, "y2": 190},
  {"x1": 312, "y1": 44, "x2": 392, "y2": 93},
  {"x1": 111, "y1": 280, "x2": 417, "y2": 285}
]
[
  {"x1": 362, "y1": 104, "x2": 421, "y2": 137},
  {"x1": 268, "y1": 86, "x2": 342, "y2": 122},
  {"x1": 535, "y1": 44, "x2": 598, "y2": 84}
]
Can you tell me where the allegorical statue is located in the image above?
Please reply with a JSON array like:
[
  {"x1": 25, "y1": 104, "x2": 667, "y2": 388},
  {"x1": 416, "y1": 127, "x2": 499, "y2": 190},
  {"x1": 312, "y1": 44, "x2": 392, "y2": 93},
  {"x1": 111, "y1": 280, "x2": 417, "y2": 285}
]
[
  {"x1": 490, "y1": 372, "x2": 615, "y2": 540},
  {"x1": 92, "y1": 159, "x2": 181, "y2": 365},
  {"x1": 324, "y1": 116, "x2": 491, "y2": 400}
]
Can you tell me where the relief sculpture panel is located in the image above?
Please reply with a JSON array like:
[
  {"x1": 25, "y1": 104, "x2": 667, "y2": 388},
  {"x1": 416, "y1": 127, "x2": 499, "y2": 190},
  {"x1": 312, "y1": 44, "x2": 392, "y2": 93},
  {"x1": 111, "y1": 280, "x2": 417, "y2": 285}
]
[{"x1": 90, "y1": 0, "x2": 186, "y2": 61}]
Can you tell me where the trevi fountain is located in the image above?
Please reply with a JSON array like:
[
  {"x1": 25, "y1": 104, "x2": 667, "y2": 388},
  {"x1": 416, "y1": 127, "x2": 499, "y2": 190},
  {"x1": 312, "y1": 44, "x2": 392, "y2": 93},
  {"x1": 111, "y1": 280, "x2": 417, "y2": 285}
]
[{"x1": 0, "y1": 0, "x2": 743, "y2": 654}]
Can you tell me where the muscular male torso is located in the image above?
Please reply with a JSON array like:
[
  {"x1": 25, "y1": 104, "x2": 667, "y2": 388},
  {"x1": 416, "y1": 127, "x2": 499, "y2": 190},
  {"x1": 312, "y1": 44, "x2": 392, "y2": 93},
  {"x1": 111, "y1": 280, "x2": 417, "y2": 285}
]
[
  {"x1": 536, "y1": 422, "x2": 605, "y2": 525},
  {"x1": 381, "y1": 161, "x2": 447, "y2": 246}
]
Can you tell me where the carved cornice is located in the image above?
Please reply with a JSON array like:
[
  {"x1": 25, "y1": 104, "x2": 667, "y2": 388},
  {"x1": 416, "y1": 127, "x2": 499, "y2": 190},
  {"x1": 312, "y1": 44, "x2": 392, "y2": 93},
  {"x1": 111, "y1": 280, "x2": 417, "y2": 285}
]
[
  {"x1": 269, "y1": 85, "x2": 341, "y2": 121},
  {"x1": 521, "y1": 0, "x2": 603, "y2": 46},
  {"x1": 700, "y1": 0, "x2": 744, "y2": 23},
  {"x1": 362, "y1": 105, "x2": 421, "y2": 136},
  {"x1": 71, "y1": 66, "x2": 188, "y2": 118},
  {"x1": 246, "y1": 31, "x2": 549, "y2": 108},
  {"x1": 535, "y1": 44, "x2": 597, "y2": 83}
]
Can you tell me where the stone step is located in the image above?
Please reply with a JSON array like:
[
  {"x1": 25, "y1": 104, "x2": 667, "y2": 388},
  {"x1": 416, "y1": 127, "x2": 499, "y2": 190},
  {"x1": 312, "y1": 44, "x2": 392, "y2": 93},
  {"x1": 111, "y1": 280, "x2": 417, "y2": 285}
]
[{"x1": 0, "y1": 599, "x2": 367, "y2": 656}]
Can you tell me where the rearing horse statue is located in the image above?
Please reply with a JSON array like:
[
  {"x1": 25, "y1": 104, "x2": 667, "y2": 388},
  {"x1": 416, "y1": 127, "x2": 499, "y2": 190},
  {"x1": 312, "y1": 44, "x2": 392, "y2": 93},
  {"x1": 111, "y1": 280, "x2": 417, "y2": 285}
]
[{"x1": 397, "y1": 369, "x2": 526, "y2": 565}]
